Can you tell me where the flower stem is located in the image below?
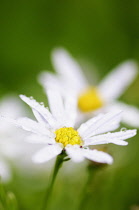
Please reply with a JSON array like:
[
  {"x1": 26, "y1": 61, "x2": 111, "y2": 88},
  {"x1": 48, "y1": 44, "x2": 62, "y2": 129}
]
[
  {"x1": 78, "y1": 164, "x2": 103, "y2": 210},
  {"x1": 41, "y1": 152, "x2": 67, "y2": 210}
]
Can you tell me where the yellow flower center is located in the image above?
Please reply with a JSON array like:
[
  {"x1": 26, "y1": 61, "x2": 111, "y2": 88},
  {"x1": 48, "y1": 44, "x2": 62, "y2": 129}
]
[
  {"x1": 78, "y1": 87, "x2": 103, "y2": 112},
  {"x1": 55, "y1": 127, "x2": 83, "y2": 147}
]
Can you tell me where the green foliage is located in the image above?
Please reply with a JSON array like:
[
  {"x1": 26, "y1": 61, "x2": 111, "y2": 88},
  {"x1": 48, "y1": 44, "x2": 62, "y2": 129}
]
[{"x1": 0, "y1": 180, "x2": 18, "y2": 210}]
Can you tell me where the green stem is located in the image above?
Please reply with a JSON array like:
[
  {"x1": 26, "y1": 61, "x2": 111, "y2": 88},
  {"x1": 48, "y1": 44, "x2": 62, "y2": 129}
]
[
  {"x1": 78, "y1": 164, "x2": 101, "y2": 210},
  {"x1": 41, "y1": 152, "x2": 67, "y2": 210}
]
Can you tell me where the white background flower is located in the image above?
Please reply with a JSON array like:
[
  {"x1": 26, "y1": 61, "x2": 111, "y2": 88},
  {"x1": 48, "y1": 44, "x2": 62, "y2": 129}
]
[
  {"x1": 0, "y1": 96, "x2": 26, "y2": 181},
  {"x1": 39, "y1": 48, "x2": 139, "y2": 127},
  {"x1": 0, "y1": 96, "x2": 42, "y2": 181},
  {"x1": 3, "y1": 91, "x2": 136, "y2": 165}
]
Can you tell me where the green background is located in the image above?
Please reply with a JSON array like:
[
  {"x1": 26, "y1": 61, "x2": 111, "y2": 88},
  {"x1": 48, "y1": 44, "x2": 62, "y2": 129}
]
[{"x1": 1, "y1": 0, "x2": 139, "y2": 210}]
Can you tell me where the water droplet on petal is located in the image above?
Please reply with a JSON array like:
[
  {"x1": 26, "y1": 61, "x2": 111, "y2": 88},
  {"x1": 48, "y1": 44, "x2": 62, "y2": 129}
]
[
  {"x1": 121, "y1": 127, "x2": 127, "y2": 132},
  {"x1": 40, "y1": 102, "x2": 44, "y2": 106}
]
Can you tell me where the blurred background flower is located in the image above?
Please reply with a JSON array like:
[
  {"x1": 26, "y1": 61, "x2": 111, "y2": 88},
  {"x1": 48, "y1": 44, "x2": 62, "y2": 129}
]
[
  {"x1": 1, "y1": 0, "x2": 139, "y2": 210},
  {"x1": 39, "y1": 48, "x2": 139, "y2": 128},
  {"x1": 0, "y1": 96, "x2": 50, "y2": 182},
  {"x1": 0, "y1": 96, "x2": 26, "y2": 182}
]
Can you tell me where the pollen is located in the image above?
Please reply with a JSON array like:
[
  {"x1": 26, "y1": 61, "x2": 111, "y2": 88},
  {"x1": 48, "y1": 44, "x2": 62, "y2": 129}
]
[
  {"x1": 55, "y1": 127, "x2": 83, "y2": 147},
  {"x1": 78, "y1": 87, "x2": 103, "y2": 112}
]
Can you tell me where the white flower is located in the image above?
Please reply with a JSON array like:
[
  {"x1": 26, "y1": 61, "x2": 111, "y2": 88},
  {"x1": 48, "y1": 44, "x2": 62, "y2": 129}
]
[
  {"x1": 0, "y1": 160, "x2": 11, "y2": 182},
  {"x1": 39, "y1": 48, "x2": 139, "y2": 127},
  {"x1": 2, "y1": 91, "x2": 136, "y2": 164},
  {"x1": 0, "y1": 96, "x2": 34, "y2": 182}
]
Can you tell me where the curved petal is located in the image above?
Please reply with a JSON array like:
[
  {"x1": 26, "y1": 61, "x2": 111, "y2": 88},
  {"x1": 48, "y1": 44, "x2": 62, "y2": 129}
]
[
  {"x1": 82, "y1": 149, "x2": 113, "y2": 164},
  {"x1": 32, "y1": 109, "x2": 49, "y2": 126},
  {"x1": 98, "y1": 61, "x2": 138, "y2": 102},
  {"x1": 0, "y1": 116, "x2": 54, "y2": 137},
  {"x1": 78, "y1": 111, "x2": 122, "y2": 139},
  {"x1": 20, "y1": 95, "x2": 56, "y2": 128},
  {"x1": 32, "y1": 144, "x2": 63, "y2": 163},
  {"x1": 84, "y1": 129, "x2": 137, "y2": 146},
  {"x1": 78, "y1": 114, "x2": 103, "y2": 137},
  {"x1": 110, "y1": 102, "x2": 139, "y2": 128}
]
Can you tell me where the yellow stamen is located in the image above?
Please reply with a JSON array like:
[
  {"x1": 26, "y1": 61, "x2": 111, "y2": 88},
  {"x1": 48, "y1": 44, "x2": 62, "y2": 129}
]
[
  {"x1": 78, "y1": 87, "x2": 103, "y2": 112},
  {"x1": 55, "y1": 127, "x2": 83, "y2": 147}
]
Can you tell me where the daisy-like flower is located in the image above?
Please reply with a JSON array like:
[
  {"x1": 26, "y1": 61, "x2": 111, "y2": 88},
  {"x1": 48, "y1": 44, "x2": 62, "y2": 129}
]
[
  {"x1": 3, "y1": 91, "x2": 136, "y2": 164},
  {"x1": 39, "y1": 48, "x2": 139, "y2": 127}
]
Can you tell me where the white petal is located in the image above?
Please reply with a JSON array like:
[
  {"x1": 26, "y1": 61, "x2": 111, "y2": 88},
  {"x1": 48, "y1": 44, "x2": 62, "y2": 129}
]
[
  {"x1": 64, "y1": 95, "x2": 77, "y2": 127},
  {"x1": 52, "y1": 48, "x2": 88, "y2": 91},
  {"x1": 47, "y1": 89, "x2": 78, "y2": 128},
  {"x1": 32, "y1": 109, "x2": 49, "y2": 126},
  {"x1": 20, "y1": 95, "x2": 56, "y2": 128},
  {"x1": 0, "y1": 95, "x2": 26, "y2": 118},
  {"x1": 39, "y1": 71, "x2": 77, "y2": 99},
  {"x1": 98, "y1": 61, "x2": 138, "y2": 101},
  {"x1": 82, "y1": 149, "x2": 113, "y2": 164},
  {"x1": 65, "y1": 145, "x2": 85, "y2": 162},
  {"x1": 78, "y1": 114, "x2": 103, "y2": 136},
  {"x1": 26, "y1": 134, "x2": 55, "y2": 144},
  {"x1": 78, "y1": 111, "x2": 122, "y2": 139},
  {"x1": 32, "y1": 144, "x2": 63, "y2": 163},
  {"x1": 93, "y1": 110, "x2": 121, "y2": 134},
  {"x1": 110, "y1": 102, "x2": 139, "y2": 128},
  {"x1": 97, "y1": 119, "x2": 120, "y2": 135},
  {"x1": 38, "y1": 72, "x2": 63, "y2": 95},
  {"x1": 47, "y1": 89, "x2": 65, "y2": 122},
  {"x1": 0, "y1": 160, "x2": 11, "y2": 182},
  {"x1": 84, "y1": 129, "x2": 137, "y2": 146},
  {"x1": 1, "y1": 116, "x2": 54, "y2": 137}
]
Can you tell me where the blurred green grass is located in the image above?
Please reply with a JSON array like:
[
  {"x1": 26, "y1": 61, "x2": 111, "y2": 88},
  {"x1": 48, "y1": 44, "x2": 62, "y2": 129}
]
[
  {"x1": 1, "y1": 0, "x2": 139, "y2": 209},
  {"x1": 1, "y1": 0, "x2": 139, "y2": 96}
]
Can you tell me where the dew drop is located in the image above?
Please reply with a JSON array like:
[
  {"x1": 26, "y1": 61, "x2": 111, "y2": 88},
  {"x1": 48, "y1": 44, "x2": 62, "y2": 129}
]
[
  {"x1": 40, "y1": 102, "x2": 44, "y2": 106},
  {"x1": 121, "y1": 127, "x2": 127, "y2": 132}
]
